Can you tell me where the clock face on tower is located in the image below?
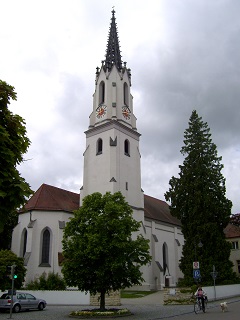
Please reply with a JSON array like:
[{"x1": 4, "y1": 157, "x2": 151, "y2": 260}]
[
  {"x1": 96, "y1": 104, "x2": 107, "y2": 119},
  {"x1": 122, "y1": 106, "x2": 131, "y2": 120}
]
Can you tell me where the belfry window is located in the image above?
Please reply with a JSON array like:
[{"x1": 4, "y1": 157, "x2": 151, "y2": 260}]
[
  {"x1": 41, "y1": 229, "x2": 50, "y2": 265},
  {"x1": 123, "y1": 82, "x2": 129, "y2": 106},
  {"x1": 124, "y1": 139, "x2": 130, "y2": 156},
  {"x1": 97, "y1": 138, "x2": 103, "y2": 155},
  {"x1": 99, "y1": 81, "x2": 105, "y2": 104}
]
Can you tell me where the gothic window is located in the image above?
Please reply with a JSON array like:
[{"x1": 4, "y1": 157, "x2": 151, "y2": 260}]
[
  {"x1": 21, "y1": 229, "x2": 27, "y2": 257},
  {"x1": 124, "y1": 139, "x2": 130, "y2": 156},
  {"x1": 99, "y1": 81, "x2": 105, "y2": 104},
  {"x1": 97, "y1": 138, "x2": 103, "y2": 155},
  {"x1": 40, "y1": 228, "x2": 51, "y2": 266},
  {"x1": 162, "y1": 242, "x2": 169, "y2": 275},
  {"x1": 123, "y1": 82, "x2": 129, "y2": 106}
]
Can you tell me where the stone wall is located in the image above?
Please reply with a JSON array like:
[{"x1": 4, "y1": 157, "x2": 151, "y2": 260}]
[{"x1": 90, "y1": 291, "x2": 121, "y2": 306}]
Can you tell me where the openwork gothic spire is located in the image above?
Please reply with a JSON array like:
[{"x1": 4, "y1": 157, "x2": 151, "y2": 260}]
[{"x1": 104, "y1": 9, "x2": 122, "y2": 71}]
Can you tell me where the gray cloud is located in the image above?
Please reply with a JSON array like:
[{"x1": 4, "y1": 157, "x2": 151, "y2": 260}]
[{"x1": 2, "y1": 0, "x2": 240, "y2": 213}]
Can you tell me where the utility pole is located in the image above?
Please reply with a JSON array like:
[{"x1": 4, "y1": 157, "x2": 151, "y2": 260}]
[
  {"x1": 210, "y1": 265, "x2": 218, "y2": 301},
  {"x1": 8, "y1": 265, "x2": 16, "y2": 319}
]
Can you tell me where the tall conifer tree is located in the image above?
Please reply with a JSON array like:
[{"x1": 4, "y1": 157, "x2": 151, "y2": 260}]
[{"x1": 165, "y1": 110, "x2": 236, "y2": 285}]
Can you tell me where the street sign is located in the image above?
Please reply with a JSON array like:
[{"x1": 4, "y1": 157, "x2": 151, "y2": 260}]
[
  {"x1": 210, "y1": 271, "x2": 218, "y2": 279},
  {"x1": 193, "y1": 269, "x2": 201, "y2": 279},
  {"x1": 193, "y1": 261, "x2": 200, "y2": 269}
]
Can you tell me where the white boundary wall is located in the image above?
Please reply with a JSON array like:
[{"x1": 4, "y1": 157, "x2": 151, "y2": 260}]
[
  {"x1": 1, "y1": 290, "x2": 90, "y2": 305},
  {"x1": 204, "y1": 284, "x2": 240, "y2": 301},
  {"x1": 1, "y1": 284, "x2": 240, "y2": 305}
]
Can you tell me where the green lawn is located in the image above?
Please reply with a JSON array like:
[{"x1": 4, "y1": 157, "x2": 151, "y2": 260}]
[{"x1": 121, "y1": 290, "x2": 156, "y2": 298}]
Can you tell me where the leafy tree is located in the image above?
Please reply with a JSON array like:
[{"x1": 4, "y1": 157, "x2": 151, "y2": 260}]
[
  {"x1": 25, "y1": 272, "x2": 66, "y2": 290},
  {"x1": 0, "y1": 211, "x2": 18, "y2": 250},
  {"x1": 0, "y1": 80, "x2": 32, "y2": 233},
  {"x1": 165, "y1": 110, "x2": 236, "y2": 285},
  {"x1": 0, "y1": 250, "x2": 26, "y2": 291},
  {"x1": 230, "y1": 213, "x2": 240, "y2": 227},
  {"x1": 62, "y1": 191, "x2": 151, "y2": 311}
]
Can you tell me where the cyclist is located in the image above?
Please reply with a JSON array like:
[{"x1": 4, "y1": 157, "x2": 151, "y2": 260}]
[{"x1": 195, "y1": 286, "x2": 207, "y2": 311}]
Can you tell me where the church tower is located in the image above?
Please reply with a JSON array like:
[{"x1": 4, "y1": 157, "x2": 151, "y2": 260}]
[{"x1": 81, "y1": 10, "x2": 144, "y2": 223}]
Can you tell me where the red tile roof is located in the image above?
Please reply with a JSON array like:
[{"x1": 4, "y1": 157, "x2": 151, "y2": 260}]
[
  {"x1": 224, "y1": 223, "x2": 240, "y2": 238},
  {"x1": 144, "y1": 194, "x2": 181, "y2": 226},
  {"x1": 20, "y1": 184, "x2": 79, "y2": 213},
  {"x1": 20, "y1": 184, "x2": 181, "y2": 227}
]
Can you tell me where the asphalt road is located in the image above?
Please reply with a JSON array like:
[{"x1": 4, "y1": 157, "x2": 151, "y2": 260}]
[{"x1": 0, "y1": 298, "x2": 239, "y2": 320}]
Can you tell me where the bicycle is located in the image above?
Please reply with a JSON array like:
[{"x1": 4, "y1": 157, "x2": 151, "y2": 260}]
[{"x1": 194, "y1": 296, "x2": 208, "y2": 314}]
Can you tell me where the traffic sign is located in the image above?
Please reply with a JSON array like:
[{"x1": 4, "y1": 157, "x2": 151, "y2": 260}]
[
  {"x1": 193, "y1": 269, "x2": 201, "y2": 279},
  {"x1": 210, "y1": 271, "x2": 218, "y2": 279},
  {"x1": 193, "y1": 261, "x2": 200, "y2": 269}
]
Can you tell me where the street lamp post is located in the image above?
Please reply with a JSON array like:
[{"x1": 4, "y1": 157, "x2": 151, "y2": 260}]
[{"x1": 194, "y1": 239, "x2": 203, "y2": 261}]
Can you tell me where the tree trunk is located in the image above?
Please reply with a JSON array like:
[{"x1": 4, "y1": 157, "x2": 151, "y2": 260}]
[{"x1": 99, "y1": 290, "x2": 106, "y2": 311}]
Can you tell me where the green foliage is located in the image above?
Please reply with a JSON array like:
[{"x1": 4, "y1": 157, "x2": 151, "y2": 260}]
[
  {"x1": 0, "y1": 211, "x2": 18, "y2": 250},
  {"x1": 165, "y1": 110, "x2": 237, "y2": 286},
  {"x1": 62, "y1": 191, "x2": 151, "y2": 310},
  {"x1": 0, "y1": 80, "x2": 32, "y2": 233},
  {"x1": 25, "y1": 272, "x2": 66, "y2": 290},
  {"x1": 0, "y1": 250, "x2": 26, "y2": 291},
  {"x1": 70, "y1": 308, "x2": 131, "y2": 317},
  {"x1": 230, "y1": 213, "x2": 240, "y2": 226}
]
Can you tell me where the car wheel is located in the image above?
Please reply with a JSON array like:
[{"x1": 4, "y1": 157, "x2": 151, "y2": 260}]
[
  {"x1": 38, "y1": 302, "x2": 44, "y2": 311},
  {"x1": 13, "y1": 304, "x2": 21, "y2": 313}
]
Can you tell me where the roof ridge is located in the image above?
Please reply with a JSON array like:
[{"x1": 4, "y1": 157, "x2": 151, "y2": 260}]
[
  {"x1": 20, "y1": 183, "x2": 79, "y2": 213},
  {"x1": 144, "y1": 194, "x2": 167, "y2": 204},
  {"x1": 41, "y1": 183, "x2": 78, "y2": 195}
]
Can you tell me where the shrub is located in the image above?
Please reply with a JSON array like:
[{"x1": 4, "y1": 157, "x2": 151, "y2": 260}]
[{"x1": 25, "y1": 272, "x2": 66, "y2": 290}]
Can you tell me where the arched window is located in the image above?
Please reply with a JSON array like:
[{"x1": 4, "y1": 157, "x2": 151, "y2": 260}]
[
  {"x1": 99, "y1": 81, "x2": 105, "y2": 104},
  {"x1": 124, "y1": 139, "x2": 130, "y2": 156},
  {"x1": 23, "y1": 229, "x2": 27, "y2": 257},
  {"x1": 162, "y1": 242, "x2": 169, "y2": 275},
  {"x1": 41, "y1": 229, "x2": 50, "y2": 265},
  {"x1": 21, "y1": 229, "x2": 27, "y2": 257},
  {"x1": 97, "y1": 138, "x2": 103, "y2": 155},
  {"x1": 123, "y1": 82, "x2": 129, "y2": 106}
]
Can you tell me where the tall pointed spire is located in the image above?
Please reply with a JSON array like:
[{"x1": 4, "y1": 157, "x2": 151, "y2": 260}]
[{"x1": 104, "y1": 9, "x2": 122, "y2": 71}]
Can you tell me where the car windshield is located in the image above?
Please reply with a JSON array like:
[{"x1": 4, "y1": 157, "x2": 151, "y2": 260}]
[{"x1": 0, "y1": 294, "x2": 10, "y2": 299}]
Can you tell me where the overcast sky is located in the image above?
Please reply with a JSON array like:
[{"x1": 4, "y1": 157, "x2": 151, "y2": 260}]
[{"x1": 1, "y1": 0, "x2": 240, "y2": 214}]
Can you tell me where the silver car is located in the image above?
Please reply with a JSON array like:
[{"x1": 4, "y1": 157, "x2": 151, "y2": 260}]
[{"x1": 0, "y1": 292, "x2": 47, "y2": 313}]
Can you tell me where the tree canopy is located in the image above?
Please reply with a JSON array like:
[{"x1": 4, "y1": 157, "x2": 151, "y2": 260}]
[
  {"x1": 0, "y1": 250, "x2": 26, "y2": 291},
  {"x1": 62, "y1": 191, "x2": 151, "y2": 310},
  {"x1": 0, "y1": 211, "x2": 18, "y2": 250},
  {"x1": 165, "y1": 110, "x2": 236, "y2": 285},
  {"x1": 0, "y1": 80, "x2": 32, "y2": 233},
  {"x1": 230, "y1": 213, "x2": 240, "y2": 227}
]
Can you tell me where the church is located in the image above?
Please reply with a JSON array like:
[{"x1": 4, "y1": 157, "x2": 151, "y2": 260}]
[{"x1": 11, "y1": 10, "x2": 184, "y2": 290}]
